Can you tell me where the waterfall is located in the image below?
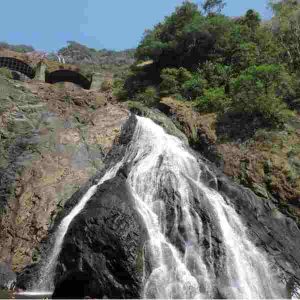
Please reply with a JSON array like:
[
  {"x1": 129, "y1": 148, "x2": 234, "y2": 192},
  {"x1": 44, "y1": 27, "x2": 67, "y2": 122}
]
[
  {"x1": 122, "y1": 116, "x2": 284, "y2": 298},
  {"x1": 33, "y1": 115, "x2": 285, "y2": 298}
]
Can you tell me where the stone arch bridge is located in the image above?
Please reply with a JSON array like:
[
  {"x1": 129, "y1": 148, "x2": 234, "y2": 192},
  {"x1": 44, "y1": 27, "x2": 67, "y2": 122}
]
[
  {"x1": 0, "y1": 57, "x2": 35, "y2": 79},
  {"x1": 0, "y1": 56, "x2": 102, "y2": 90}
]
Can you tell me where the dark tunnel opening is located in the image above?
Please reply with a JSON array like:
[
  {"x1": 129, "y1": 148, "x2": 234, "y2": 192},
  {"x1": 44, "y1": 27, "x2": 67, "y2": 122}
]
[
  {"x1": 0, "y1": 57, "x2": 35, "y2": 79},
  {"x1": 46, "y1": 70, "x2": 91, "y2": 89}
]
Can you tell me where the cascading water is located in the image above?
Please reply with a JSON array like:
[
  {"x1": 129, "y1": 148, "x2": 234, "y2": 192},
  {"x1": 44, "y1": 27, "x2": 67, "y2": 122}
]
[
  {"x1": 123, "y1": 117, "x2": 284, "y2": 298},
  {"x1": 33, "y1": 115, "x2": 285, "y2": 298}
]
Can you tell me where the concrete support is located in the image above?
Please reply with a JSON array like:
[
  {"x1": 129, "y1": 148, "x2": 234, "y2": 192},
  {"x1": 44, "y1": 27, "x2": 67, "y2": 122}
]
[
  {"x1": 90, "y1": 72, "x2": 103, "y2": 90},
  {"x1": 34, "y1": 61, "x2": 47, "y2": 82}
]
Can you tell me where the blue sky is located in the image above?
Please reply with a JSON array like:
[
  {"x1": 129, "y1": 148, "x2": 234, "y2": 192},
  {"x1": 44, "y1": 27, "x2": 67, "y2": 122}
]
[{"x1": 1, "y1": 0, "x2": 271, "y2": 52}]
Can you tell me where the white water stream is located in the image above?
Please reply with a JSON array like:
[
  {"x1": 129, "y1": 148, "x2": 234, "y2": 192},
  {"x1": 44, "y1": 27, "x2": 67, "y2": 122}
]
[{"x1": 33, "y1": 116, "x2": 284, "y2": 298}]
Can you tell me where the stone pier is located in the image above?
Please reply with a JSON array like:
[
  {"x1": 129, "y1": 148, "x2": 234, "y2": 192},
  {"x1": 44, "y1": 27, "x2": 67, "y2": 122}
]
[
  {"x1": 34, "y1": 61, "x2": 47, "y2": 82},
  {"x1": 90, "y1": 72, "x2": 103, "y2": 90}
]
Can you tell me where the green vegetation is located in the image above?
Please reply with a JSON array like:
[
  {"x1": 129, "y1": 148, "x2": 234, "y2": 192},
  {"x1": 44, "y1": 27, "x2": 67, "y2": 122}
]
[
  {"x1": 116, "y1": 0, "x2": 300, "y2": 130},
  {"x1": 196, "y1": 87, "x2": 230, "y2": 113},
  {"x1": 0, "y1": 67, "x2": 13, "y2": 79},
  {"x1": 100, "y1": 79, "x2": 113, "y2": 92},
  {"x1": 135, "y1": 248, "x2": 144, "y2": 273},
  {"x1": 229, "y1": 64, "x2": 294, "y2": 126}
]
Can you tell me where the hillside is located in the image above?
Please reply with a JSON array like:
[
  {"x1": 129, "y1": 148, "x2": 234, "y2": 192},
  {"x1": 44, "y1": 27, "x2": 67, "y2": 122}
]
[{"x1": 58, "y1": 41, "x2": 135, "y2": 67}]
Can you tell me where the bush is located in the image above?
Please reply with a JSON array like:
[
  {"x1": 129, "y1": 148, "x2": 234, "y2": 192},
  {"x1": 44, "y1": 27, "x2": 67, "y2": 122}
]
[
  {"x1": 195, "y1": 87, "x2": 231, "y2": 113},
  {"x1": 229, "y1": 64, "x2": 294, "y2": 126},
  {"x1": 181, "y1": 74, "x2": 207, "y2": 100},
  {"x1": 0, "y1": 67, "x2": 13, "y2": 79},
  {"x1": 135, "y1": 86, "x2": 160, "y2": 107},
  {"x1": 160, "y1": 68, "x2": 181, "y2": 96},
  {"x1": 201, "y1": 62, "x2": 232, "y2": 88},
  {"x1": 100, "y1": 79, "x2": 113, "y2": 92},
  {"x1": 113, "y1": 78, "x2": 128, "y2": 100},
  {"x1": 160, "y1": 67, "x2": 192, "y2": 97}
]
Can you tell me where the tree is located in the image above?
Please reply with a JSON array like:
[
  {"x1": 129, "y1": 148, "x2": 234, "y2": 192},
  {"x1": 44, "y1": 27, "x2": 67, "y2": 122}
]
[
  {"x1": 241, "y1": 9, "x2": 261, "y2": 30},
  {"x1": 160, "y1": 67, "x2": 193, "y2": 96},
  {"x1": 195, "y1": 87, "x2": 230, "y2": 112},
  {"x1": 202, "y1": 0, "x2": 226, "y2": 15},
  {"x1": 229, "y1": 64, "x2": 293, "y2": 126},
  {"x1": 269, "y1": 0, "x2": 300, "y2": 71},
  {"x1": 135, "y1": 2, "x2": 215, "y2": 69}
]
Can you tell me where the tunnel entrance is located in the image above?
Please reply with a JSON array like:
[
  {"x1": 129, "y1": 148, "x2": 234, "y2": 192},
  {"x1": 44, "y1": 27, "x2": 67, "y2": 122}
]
[
  {"x1": 0, "y1": 57, "x2": 35, "y2": 79},
  {"x1": 46, "y1": 70, "x2": 91, "y2": 89}
]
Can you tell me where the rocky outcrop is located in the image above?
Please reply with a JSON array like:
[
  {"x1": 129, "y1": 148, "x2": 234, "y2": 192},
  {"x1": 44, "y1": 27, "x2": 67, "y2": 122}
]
[
  {"x1": 126, "y1": 100, "x2": 188, "y2": 144},
  {"x1": 0, "y1": 75, "x2": 128, "y2": 272},
  {"x1": 158, "y1": 98, "x2": 221, "y2": 164},
  {"x1": 52, "y1": 170, "x2": 147, "y2": 299}
]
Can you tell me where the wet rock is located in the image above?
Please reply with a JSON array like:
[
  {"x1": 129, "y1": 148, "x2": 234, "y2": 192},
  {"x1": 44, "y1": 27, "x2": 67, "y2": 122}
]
[
  {"x1": 52, "y1": 172, "x2": 147, "y2": 299},
  {"x1": 0, "y1": 263, "x2": 16, "y2": 290},
  {"x1": 126, "y1": 101, "x2": 188, "y2": 144}
]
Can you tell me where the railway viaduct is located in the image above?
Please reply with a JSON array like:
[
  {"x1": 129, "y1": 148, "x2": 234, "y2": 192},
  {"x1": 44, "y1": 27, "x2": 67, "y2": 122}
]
[{"x1": 0, "y1": 56, "x2": 102, "y2": 90}]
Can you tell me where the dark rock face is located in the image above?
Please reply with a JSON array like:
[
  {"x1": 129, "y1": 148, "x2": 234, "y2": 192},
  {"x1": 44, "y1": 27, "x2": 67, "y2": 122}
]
[
  {"x1": 0, "y1": 262, "x2": 16, "y2": 290},
  {"x1": 52, "y1": 171, "x2": 147, "y2": 299}
]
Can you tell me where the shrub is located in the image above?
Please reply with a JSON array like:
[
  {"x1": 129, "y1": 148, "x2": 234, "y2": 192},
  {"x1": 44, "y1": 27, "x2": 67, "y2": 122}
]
[
  {"x1": 101, "y1": 79, "x2": 113, "y2": 92},
  {"x1": 0, "y1": 67, "x2": 13, "y2": 79},
  {"x1": 135, "y1": 86, "x2": 160, "y2": 107},
  {"x1": 113, "y1": 78, "x2": 128, "y2": 100},
  {"x1": 195, "y1": 87, "x2": 231, "y2": 113},
  {"x1": 229, "y1": 64, "x2": 294, "y2": 126},
  {"x1": 160, "y1": 67, "x2": 193, "y2": 97},
  {"x1": 160, "y1": 68, "x2": 181, "y2": 96},
  {"x1": 181, "y1": 74, "x2": 207, "y2": 100},
  {"x1": 201, "y1": 62, "x2": 232, "y2": 88}
]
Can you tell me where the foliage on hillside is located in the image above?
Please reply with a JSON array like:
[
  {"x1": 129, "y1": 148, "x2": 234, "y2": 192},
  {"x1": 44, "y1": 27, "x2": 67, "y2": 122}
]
[
  {"x1": 0, "y1": 67, "x2": 13, "y2": 79},
  {"x1": 117, "y1": 0, "x2": 300, "y2": 218},
  {"x1": 117, "y1": 0, "x2": 300, "y2": 129}
]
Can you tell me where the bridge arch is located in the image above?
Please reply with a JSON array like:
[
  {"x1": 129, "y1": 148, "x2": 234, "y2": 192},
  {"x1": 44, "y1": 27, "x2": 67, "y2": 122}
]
[
  {"x1": 46, "y1": 69, "x2": 91, "y2": 89},
  {"x1": 0, "y1": 57, "x2": 35, "y2": 79}
]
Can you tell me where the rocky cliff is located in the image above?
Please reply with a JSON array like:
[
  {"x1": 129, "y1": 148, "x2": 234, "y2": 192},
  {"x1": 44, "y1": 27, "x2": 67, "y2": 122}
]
[{"x1": 0, "y1": 74, "x2": 128, "y2": 273}]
